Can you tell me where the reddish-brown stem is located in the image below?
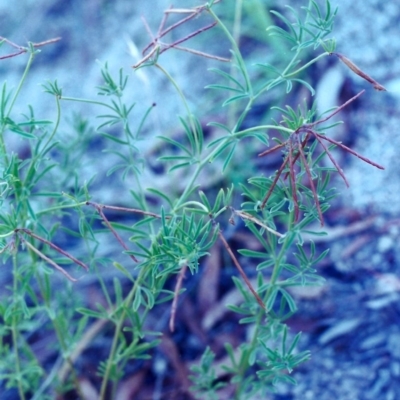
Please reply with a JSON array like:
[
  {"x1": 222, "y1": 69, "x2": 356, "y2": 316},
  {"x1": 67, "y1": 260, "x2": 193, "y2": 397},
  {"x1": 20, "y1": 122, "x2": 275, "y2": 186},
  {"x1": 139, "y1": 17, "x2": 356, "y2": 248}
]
[
  {"x1": 288, "y1": 142, "x2": 299, "y2": 221},
  {"x1": 0, "y1": 36, "x2": 23, "y2": 49},
  {"x1": 311, "y1": 130, "x2": 349, "y2": 187},
  {"x1": 139, "y1": 3, "x2": 222, "y2": 68},
  {"x1": 88, "y1": 203, "x2": 138, "y2": 263},
  {"x1": 18, "y1": 228, "x2": 89, "y2": 271},
  {"x1": 18, "y1": 234, "x2": 77, "y2": 282},
  {"x1": 258, "y1": 142, "x2": 286, "y2": 157},
  {"x1": 141, "y1": 16, "x2": 156, "y2": 47},
  {"x1": 158, "y1": 22, "x2": 218, "y2": 56},
  {"x1": 169, "y1": 264, "x2": 188, "y2": 332},
  {"x1": 261, "y1": 157, "x2": 289, "y2": 209},
  {"x1": 142, "y1": 9, "x2": 199, "y2": 56},
  {"x1": 0, "y1": 36, "x2": 61, "y2": 60},
  {"x1": 297, "y1": 145, "x2": 324, "y2": 225},
  {"x1": 157, "y1": 6, "x2": 172, "y2": 37},
  {"x1": 158, "y1": 10, "x2": 199, "y2": 40},
  {"x1": 86, "y1": 202, "x2": 162, "y2": 219},
  {"x1": 230, "y1": 207, "x2": 284, "y2": 238},
  {"x1": 307, "y1": 90, "x2": 365, "y2": 128},
  {"x1": 284, "y1": 131, "x2": 311, "y2": 180},
  {"x1": 314, "y1": 133, "x2": 384, "y2": 170},
  {"x1": 167, "y1": 45, "x2": 230, "y2": 62},
  {"x1": 0, "y1": 50, "x2": 26, "y2": 60},
  {"x1": 215, "y1": 225, "x2": 265, "y2": 309}
]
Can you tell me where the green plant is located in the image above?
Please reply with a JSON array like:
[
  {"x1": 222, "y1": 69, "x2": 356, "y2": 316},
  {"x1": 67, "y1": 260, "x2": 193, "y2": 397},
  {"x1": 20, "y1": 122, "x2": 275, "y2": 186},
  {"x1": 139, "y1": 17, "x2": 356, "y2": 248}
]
[{"x1": 0, "y1": 1, "x2": 386, "y2": 399}]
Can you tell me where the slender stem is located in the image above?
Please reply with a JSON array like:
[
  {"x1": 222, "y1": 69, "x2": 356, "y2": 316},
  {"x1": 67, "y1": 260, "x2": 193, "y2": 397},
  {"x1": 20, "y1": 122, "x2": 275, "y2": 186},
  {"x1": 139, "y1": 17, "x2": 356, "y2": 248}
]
[
  {"x1": 61, "y1": 96, "x2": 115, "y2": 111},
  {"x1": 288, "y1": 142, "x2": 299, "y2": 221},
  {"x1": 99, "y1": 268, "x2": 146, "y2": 400},
  {"x1": 0, "y1": 50, "x2": 36, "y2": 166},
  {"x1": 173, "y1": 132, "x2": 239, "y2": 210},
  {"x1": 20, "y1": 237, "x2": 78, "y2": 282},
  {"x1": 312, "y1": 130, "x2": 349, "y2": 186},
  {"x1": 298, "y1": 142, "x2": 324, "y2": 225},
  {"x1": 265, "y1": 212, "x2": 294, "y2": 301},
  {"x1": 217, "y1": 226, "x2": 265, "y2": 309},
  {"x1": 254, "y1": 50, "x2": 300, "y2": 99},
  {"x1": 207, "y1": 7, "x2": 252, "y2": 96},
  {"x1": 315, "y1": 132, "x2": 384, "y2": 169},
  {"x1": 169, "y1": 264, "x2": 188, "y2": 332},
  {"x1": 5, "y1": 52, "x2": 36, "y2": 121},
  {"x1": 261, "y1": 157, "x2": 289, "y2": 209},
  {"x1": 234, "y1": 211, "x2": 295, "y2": 398},
  {"x1": 35, "y1": 201, "x2": 91, "y2": 216},
  {"x1": 254, "y1": 52, "x2": 329, "y2": 100},
  {"x1": 154, "y1": 63, "x2": 200, "y2": 155},
  {"x1": 284, "y1": 52, "x2": 329, "y2": 78},
  {"x1": 23, "y1": 94, "x2": 62, "y2": 189},
  {"x1": 227, "y1": 0, "x2": 243, "y2": 126},
  {"x1": 11, "y1": 250, "x2": 26, "y2": 400}
]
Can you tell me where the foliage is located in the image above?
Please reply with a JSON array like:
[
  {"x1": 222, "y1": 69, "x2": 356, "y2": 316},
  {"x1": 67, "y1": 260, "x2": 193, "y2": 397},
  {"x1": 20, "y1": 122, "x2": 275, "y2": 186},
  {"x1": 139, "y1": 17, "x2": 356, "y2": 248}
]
[{"x1": 0, "y1": 1, "x2": 385, "y2": 399}]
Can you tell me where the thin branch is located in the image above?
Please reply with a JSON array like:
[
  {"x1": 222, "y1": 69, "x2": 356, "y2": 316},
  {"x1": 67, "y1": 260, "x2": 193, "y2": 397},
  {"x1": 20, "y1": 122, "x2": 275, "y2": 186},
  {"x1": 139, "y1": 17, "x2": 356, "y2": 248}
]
[
  {"x1": 306, "y1": 90, "x2": 365, "y2": 128},
  {"x1": 169, "y1": 264, "x2": 188, "y2": 332},
  {"x1": 215, "y1": 224, "x2": 265, "y2": 309},
  {"x1": 261, "y1": 157, "x2": 289, "y2": 209},
  {"x1": 159, "y1": 22, "x2": 218, "y2": 55},
  {"x1": 31, "y1": 37, "x2": 62, "y2": 47},
  {"x1": 231, "y1": 208, "x2": 284, "y2": 238},
  {"x1": 170, "y1": 45, "x2": 230, "y2": 62},
  {"x1": 158, "y1": 11, "x2": 199, "y2": 41},
  {"x1": 283, "y1": 131, "x2": 311, "y2": 180},
  {"x1": 164, "y1": 1, "x2": 222, "y2": 14},
  {"x1": 0, "y1": 36, "x2": 23, "y2": 49},
  {"x1": 18, "y1": 229, "x2": 89, "y2": 271},
  {"x1": 133, "y1": 45, "x2": 159, "y2": 69},
  {"x1": 142, "y1": 10, "x2": 199, "y2": 56},
  {"x1": 314, "y1": 132, "x2": 384, "y2": 169},
  {"x1": 0, "y1": 50, "x2": 26, "y2": 60},
  {"x1": 138, "y1": 2, "x2": 223, "y2": 68},
  {"x1": 297, "y1": 145, "x2": 324, "y2": 225},
  {"x1": 0, "y1": 36, "x2": 61, "y2": 60},
  {"x1": 88, "y1": 203, "x2": 138, "y2": 263},
  {"x1": 18, "y1": 235, "x2": 77, "y2": 282},
  {"x1": 86, "y1": 201, "x2": 162, "y2": 219},
  {"x1": 258, "y1": 142, "x2": 286, "y2": 157},
  {"x1": 58, "y1": 318, "x2": 109, "y2": 383},
  {"x1": 312, "y1": 130, "x2": 349, "y2": 187},
  {"x1": 288, "y1": 141, "x2": 299, "y2": 221}
]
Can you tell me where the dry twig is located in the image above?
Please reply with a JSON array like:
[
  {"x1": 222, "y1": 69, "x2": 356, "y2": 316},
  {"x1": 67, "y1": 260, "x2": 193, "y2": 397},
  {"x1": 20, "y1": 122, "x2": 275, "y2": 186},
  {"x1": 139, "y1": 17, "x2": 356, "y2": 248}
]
[
  {"x1": 259, "y1": 90, "x2": 384, "y2": 225},
  {"x1": 133, "y1": 2, "x2": 229, "y2": 68},
  {"x1": 0, "y1": 36, "x2": 61, "y2": 60}
]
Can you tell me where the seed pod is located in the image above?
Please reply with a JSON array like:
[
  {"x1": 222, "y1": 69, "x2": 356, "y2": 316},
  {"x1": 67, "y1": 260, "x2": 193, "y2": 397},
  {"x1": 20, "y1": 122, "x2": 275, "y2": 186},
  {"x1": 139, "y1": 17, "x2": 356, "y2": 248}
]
[{"x1": 333, "y1": 52, "x2": 387, "y2": 91}]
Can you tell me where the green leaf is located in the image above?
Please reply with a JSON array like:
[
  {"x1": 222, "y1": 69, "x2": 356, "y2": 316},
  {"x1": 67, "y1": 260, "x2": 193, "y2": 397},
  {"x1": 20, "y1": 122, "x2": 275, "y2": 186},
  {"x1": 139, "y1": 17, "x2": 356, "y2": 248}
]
[
  {"x1": 208, "y1": 68, "x2": 245, "y2": 91},
  {"x1": 207, "y1": 121, "x2": 231, "y2": 134},
  {"x1": 169, "y1": 162, "x2": 191, "y2": 172},
  {"x1": 158, "y1": 136, "x2": 192, "y2": 156},
  {"x1": 238, "y1": 249, "x2": 269, "y2": 258},
  {"x1": 113, "y1": 262, "x2": 134, "y2": 282},
  {"x1": 77, "y1": 307, "x2": 106, "y2": 319},
  {"x1": 205, "y1": 84, "x2": 244, "y2": 93},
  {"x1": 222, "y1": 142, "x2": 237, "y2": 172},
  {"x1": 222, "y1": 93, "x2": 249, "y2": 107},
  {"x1": 279, "y1": 288, "x2": 297, "y2": 313},
  {"x1": 101, "y1": 132, "x2": 129, "y2": 144},
  {"x1": 132, "y1": 289, "x2": 142, "y2": 312},
  {"x1": 147, "y1": 188, "x2": 173, "y2": 208}
]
